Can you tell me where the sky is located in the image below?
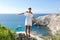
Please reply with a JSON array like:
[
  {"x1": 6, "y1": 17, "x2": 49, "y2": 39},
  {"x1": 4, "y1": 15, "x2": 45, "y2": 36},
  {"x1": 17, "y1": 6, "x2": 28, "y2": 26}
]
[{"x1": 0, "y1": 0, "x2": 60, "y2": 14}]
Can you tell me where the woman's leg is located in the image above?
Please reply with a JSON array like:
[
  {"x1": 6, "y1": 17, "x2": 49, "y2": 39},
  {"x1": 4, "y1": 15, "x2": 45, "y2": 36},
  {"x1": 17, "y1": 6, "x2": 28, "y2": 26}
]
[
  {"x1": 27, "y1": 25, "x2": 30, "y2": 37},
  {"x1": 26, "y1": 26, "x2": 27, "y2": 36}
]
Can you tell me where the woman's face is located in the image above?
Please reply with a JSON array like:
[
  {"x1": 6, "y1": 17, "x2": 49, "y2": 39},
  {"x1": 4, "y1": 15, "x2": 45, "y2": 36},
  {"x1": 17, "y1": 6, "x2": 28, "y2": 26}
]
[
  {"x1": 29, "y1": 9, "x2": 31, "y2": 11},
  {"x1": 28, "y1": 8, "x2": 32, "y2": 12}
]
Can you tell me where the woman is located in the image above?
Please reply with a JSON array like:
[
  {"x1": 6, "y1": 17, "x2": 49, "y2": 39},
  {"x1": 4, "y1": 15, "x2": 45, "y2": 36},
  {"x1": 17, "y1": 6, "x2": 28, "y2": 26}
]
[{"x1": 17, "y1": 8, "x2": 35, "y2": 37}]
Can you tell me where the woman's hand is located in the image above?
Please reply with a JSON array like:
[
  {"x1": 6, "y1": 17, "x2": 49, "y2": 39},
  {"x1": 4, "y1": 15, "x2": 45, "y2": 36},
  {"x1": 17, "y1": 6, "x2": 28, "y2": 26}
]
[{"x1": 33, "y1": 19, "x2": 38, "y2": 25}]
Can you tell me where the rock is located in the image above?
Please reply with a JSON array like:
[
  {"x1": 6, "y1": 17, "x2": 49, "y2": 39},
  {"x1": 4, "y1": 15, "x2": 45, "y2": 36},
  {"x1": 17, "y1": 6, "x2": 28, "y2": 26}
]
[
  {"x1": 16, "y1": 32, "x2": 45, "y2": 40},
  {"x1": 16, "y1": 33, "x2": 37, "y2": 40},
  {"x1": 35, "y1": 14, "x2": 60, "y2": 35}
]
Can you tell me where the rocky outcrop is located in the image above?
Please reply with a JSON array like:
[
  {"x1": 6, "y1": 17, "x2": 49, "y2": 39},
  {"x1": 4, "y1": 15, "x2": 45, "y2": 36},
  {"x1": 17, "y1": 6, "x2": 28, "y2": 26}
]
[
  {"x1": 36, "y1": 14, "x2": 60, "y2": 35},
  {"x1": 16, "y1": 32, "x2": 44, "y2": 40}
]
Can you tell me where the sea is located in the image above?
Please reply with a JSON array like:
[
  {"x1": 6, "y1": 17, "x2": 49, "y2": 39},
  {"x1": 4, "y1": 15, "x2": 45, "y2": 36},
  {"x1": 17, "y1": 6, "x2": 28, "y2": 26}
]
[{"x1": 0, "y1": 13, "x2": 49, "y2": 36}]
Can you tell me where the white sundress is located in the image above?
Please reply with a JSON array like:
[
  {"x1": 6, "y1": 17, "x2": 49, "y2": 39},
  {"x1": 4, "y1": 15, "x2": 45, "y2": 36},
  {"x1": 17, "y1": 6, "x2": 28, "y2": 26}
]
[{"x1": 24, "y1": 13, "x2": 33, "y2": 26}]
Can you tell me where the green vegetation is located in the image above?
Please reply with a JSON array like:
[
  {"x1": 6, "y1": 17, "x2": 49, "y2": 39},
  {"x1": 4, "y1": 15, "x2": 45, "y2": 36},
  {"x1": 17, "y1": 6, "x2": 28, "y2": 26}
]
[
  {"x1": 0, "y1": 24, "x2": 16, "y2": 40},
  {"x1": 55, "y1": 30, "x2": 60, "y2": 40},
  {"x1": 56, "y1": 14, "x2": 60, "y2": 16}
]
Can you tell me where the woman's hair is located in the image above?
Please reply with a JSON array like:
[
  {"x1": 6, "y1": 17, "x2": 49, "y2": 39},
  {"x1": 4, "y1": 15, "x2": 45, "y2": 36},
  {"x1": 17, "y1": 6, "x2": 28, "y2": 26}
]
[
  {"x1": 28, "y1": 7, "x2": 32, "y2": 14},
  {"x1": 28, "y1": 8, "x2": 32, "y2": 10}
]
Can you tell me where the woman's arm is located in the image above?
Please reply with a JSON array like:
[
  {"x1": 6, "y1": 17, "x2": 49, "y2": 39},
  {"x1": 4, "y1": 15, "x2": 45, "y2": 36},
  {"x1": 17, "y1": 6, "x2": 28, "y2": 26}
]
[
  {"x1": 16, "y1": 13, "x2": 24, "y2": 15},
  {"x1": 33, "y1": 16, "x2": 38, "y2": 24},
  {"x1": 32, "y1": 13, "x2": 35, "y2": 20},
  {"x1": 16, "y1": 11, "x2": 27, "y2": 15}
]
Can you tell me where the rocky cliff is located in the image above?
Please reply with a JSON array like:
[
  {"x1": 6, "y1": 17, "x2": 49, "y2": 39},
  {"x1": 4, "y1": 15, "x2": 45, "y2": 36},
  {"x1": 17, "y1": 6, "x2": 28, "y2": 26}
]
[{"x1": 36, "y1": 14, "x2": 60, "y2": 35}]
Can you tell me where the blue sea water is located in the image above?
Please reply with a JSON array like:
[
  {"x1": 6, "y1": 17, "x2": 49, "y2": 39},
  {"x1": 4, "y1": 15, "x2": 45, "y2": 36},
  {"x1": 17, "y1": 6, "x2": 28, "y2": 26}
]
[{"x1": 0, "y1": 13, "x2": 49, "y2": 36}]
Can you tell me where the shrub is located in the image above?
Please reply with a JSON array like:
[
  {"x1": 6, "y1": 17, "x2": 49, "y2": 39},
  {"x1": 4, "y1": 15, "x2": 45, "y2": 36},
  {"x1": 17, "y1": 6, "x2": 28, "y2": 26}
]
[{"x1": 0, "y1": 24, "x2": 16, "y2": 40}]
